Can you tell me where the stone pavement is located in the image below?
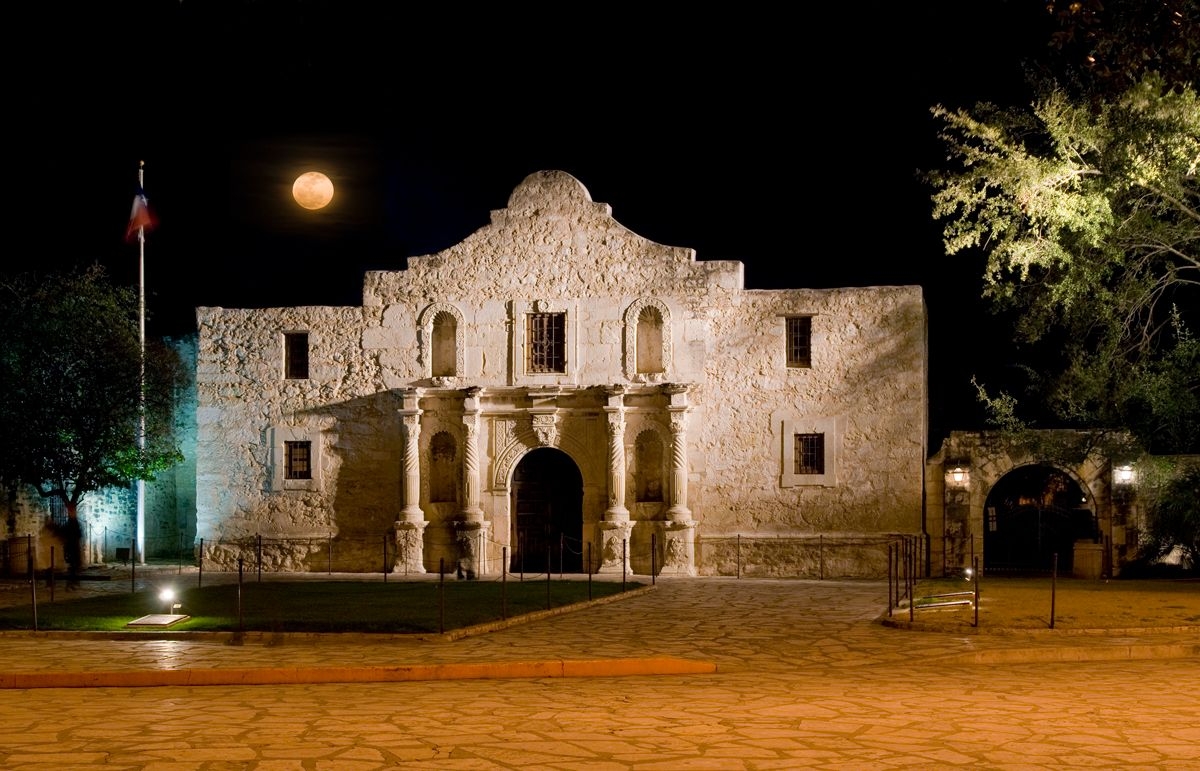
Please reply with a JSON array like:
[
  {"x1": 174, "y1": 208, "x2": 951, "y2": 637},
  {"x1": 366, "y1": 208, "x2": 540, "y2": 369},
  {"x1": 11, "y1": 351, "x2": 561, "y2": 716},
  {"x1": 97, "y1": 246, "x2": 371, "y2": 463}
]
[{"x1": 0, "y1": 565, "x2": 1196, "y2": 689}]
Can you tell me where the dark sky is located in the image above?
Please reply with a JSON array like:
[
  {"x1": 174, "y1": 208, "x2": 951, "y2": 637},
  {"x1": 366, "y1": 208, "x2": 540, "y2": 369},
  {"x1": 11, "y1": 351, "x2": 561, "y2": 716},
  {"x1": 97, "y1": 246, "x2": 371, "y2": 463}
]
[{"x1": 17, "y1": 1, "x2": 1054, "y2": 448}]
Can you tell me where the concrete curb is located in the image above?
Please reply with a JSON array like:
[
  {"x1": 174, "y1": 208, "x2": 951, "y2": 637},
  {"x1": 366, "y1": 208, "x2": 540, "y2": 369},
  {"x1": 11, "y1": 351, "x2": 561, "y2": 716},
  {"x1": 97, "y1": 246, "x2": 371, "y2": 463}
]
[
  {"x1": 937, "y1": 643, "x2": 1200, "y2": 665},
  {"x1": 0, "y1": 656, "x2": 719, "y2": 690}
]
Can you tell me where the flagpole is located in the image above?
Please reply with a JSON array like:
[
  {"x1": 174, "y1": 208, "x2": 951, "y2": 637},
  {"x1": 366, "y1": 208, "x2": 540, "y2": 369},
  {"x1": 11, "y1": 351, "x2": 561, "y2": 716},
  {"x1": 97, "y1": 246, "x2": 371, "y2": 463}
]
[{"x1": 136, "y1": 160, "x2": 146, "y2": 566}]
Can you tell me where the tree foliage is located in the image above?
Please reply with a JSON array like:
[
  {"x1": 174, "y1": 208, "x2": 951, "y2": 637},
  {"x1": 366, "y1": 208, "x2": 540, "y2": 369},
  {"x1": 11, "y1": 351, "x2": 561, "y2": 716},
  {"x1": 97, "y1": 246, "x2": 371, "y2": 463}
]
[
  {"x1": 1137, "y1": 462, "x2": 1200, "y2": 571},
  {"x1": 925, "y1": 72, "x2": 1200, "y2": 453},
  {"x1": 0, "y1": 265, "x2": 185, "y2": 516},
  {"x1": 1040, "y1": 0, "x2": 1200, "y2": 99}
]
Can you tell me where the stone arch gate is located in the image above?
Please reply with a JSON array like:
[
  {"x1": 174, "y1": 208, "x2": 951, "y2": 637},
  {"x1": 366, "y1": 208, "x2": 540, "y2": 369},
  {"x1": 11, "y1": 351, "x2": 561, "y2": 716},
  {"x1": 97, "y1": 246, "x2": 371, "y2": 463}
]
[{"x1": 926, "y1": 430, "x2": 1142, "y2": 579}]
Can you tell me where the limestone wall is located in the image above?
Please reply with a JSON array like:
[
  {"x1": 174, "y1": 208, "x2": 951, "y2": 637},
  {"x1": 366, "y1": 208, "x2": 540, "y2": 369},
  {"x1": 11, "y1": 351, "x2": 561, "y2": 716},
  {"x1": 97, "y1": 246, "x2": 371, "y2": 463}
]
[{"x1": 194, "y1": 170, "x2": 928, "y2": 575}]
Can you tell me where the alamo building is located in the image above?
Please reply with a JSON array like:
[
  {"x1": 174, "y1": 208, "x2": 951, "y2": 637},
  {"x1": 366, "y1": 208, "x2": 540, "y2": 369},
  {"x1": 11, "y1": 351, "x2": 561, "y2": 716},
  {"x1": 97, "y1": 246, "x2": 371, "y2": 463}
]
[
  {"x1": 7, "y1": 170, "x2": 1157, "y2": 580},
  {"x1": 188, "y1": 170, "x2": 927, "y2": 578}
]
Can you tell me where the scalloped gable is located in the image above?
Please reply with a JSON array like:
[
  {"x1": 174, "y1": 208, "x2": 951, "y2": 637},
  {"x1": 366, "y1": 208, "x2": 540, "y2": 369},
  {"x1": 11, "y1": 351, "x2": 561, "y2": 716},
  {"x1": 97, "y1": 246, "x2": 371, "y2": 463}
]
[{"x1": 363, "y1": 170, "x2": 743, "y2": 306}]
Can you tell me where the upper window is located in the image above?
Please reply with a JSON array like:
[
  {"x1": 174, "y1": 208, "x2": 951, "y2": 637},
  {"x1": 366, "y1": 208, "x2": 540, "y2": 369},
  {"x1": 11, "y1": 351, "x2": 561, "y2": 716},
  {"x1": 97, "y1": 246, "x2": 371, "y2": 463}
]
[
  {"x1": 284, "y1": 441, "x2": 312, "y2": 480},
  {"x1": 284, "y1": 332, "x2": 309, "y2": 379},
  {"x1": 786, "y1": 316, "x2": 811, "y2": 368},
  {"x1": 526, "y1": 312, "x2": 566, "y2": 373}
]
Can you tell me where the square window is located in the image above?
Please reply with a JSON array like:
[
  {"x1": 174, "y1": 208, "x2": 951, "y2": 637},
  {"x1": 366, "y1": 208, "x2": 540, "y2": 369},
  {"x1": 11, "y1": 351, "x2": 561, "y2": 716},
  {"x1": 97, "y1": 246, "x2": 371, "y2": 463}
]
[
  {"x1": 793, "y1": 433, "x2": 825, "y2": 475},
  {"x1": 786, "y1": 316, "x2": 811, "y2": 368},
  {"x1": 527, "y1": 312, "x2": 565, "y2": 373},
  {"x1": 284, "y1": 332, "x2": 309, "y2": 379},
  {"x1": 284, "y1": 441, "x2": 311, "y2": 480}
]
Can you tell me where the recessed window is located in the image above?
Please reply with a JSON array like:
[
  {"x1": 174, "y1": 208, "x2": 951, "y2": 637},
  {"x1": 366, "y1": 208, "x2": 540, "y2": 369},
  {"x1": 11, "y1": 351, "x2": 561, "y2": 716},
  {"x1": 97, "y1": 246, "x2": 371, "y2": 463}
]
[
  {"x1": 781, "y1": 417, "x2": 838, "y2": 487},
  {"x1": 284, "y1": 441, "x2": 312, "y2": 480},
  {"x1": 786, "y1": 316, "x2": 811, "y2": 368},
  {"x1": 284, "y1": 332, "x2": 309, "y2": 379},
  {"x1": 527, "y1": 312, "x2": 565, "y2": 373},
  {"x1": 793, "y1": 433, "x2": 825, "y2": 475}
]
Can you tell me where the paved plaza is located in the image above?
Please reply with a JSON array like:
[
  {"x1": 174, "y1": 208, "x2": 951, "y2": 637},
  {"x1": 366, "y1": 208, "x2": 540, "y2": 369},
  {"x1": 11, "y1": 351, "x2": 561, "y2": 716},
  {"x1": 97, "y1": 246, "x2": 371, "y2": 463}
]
[{"x1": 0, "y1": 571, "x2": 1197, "y2": 768}]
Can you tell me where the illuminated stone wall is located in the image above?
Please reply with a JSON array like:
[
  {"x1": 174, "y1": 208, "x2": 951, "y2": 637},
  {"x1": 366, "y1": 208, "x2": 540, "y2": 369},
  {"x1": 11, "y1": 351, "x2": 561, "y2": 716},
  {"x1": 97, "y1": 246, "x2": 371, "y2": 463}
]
[{"x1": 194, "y1": 171, "x2": 928, "y2": 576}]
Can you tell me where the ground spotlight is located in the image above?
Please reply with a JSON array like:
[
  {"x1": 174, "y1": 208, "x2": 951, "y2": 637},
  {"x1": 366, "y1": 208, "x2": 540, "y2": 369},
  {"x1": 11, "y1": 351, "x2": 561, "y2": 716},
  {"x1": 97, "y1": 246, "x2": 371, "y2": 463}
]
[{"x1": 159, "y1": 587, "x2": 181, "y2": 615}]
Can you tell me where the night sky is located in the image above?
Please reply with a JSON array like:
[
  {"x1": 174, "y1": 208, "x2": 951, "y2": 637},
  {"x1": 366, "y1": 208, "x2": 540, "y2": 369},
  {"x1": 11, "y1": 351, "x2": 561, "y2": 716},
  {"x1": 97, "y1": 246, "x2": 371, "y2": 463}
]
[{"x1": 17, "y1": 1, "x2": 1055, "y2": 448}]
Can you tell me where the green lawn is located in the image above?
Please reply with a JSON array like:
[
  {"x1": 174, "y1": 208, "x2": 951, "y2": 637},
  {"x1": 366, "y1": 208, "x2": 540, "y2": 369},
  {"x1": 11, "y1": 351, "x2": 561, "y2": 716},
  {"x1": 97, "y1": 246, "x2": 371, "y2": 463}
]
[{"x1": 0, "y1": 578, "x2": 645, "y2": 634}]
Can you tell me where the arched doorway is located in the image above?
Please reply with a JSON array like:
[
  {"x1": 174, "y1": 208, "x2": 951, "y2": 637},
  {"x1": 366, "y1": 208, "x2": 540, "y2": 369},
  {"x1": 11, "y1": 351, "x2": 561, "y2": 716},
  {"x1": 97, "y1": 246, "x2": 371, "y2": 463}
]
[
  {"x1": 510, "y1": 447, "x2": 583, "y2": 574},
  {"x1": 983, "y1": 464, "x2": 1098, "y2": 574}
]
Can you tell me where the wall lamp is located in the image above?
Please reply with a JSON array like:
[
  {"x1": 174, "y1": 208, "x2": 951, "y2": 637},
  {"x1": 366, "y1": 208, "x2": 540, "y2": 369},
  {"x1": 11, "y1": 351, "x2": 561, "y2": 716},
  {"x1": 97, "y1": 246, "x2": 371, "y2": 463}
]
[
  {"x1": 1113, "y1": 464, "x2": 1136, "y2": 485},
  {"x1": 946, "y1": 463, "x2": 970, "y2": 487}
]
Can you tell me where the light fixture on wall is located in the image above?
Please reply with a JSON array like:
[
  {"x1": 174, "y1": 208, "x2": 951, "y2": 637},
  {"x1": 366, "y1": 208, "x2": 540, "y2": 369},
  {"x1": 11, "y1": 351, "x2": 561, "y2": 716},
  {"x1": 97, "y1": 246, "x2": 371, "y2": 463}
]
[
  {"x1": 946, "y1": 464, "x2": 969, "y2": 487},
  {"x1": 1113, "y1": 464, "x2": 1135, "y2": 485}
]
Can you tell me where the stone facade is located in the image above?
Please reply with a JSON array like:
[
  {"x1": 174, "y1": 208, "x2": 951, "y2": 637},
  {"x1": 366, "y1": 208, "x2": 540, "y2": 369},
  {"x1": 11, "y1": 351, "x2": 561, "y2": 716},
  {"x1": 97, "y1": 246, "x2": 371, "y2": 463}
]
[
  {"x1": 192, "y1": 171, "x2": 929, "y2": 577},
  {"x1": 927, "y1": 430, "x2": 1147, "y2": 579}
]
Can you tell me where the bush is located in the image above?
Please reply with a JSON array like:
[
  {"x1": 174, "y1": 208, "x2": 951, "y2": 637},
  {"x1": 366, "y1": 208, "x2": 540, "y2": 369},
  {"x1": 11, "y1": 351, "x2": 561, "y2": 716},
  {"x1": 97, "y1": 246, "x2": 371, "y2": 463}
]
[{"x1": 1140, "y1": 465, "x2": 1200, "y2": 573}]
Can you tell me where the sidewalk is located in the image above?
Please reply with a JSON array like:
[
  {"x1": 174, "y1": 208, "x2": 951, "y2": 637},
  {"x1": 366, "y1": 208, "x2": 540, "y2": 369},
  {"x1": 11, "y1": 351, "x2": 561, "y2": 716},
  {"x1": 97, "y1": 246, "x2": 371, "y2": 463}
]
[{"x1": 0, "y1": 568, "x2": 1196, "y2": 689}]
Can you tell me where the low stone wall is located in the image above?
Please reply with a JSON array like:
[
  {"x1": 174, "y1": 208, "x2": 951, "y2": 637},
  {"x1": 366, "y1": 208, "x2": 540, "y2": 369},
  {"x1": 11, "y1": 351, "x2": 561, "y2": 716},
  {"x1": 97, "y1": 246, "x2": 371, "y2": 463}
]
[{"x1": 695, "y1": 534, "x2": 919, "y2": 579}]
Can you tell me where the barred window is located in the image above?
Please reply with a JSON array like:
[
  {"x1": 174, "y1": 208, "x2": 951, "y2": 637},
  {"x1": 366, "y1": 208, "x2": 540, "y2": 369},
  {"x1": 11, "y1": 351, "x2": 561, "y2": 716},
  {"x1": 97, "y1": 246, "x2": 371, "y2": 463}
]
[
  {"x1": 284, "y1": 332, "x2": 309, "y2": 379},
  {"x1": 793, "y1": 433, "x2": 824, "y2": 475},
  {"x1": 284, "y1": 441, "x2": 312, "y2": 480},
  {"x1": 527, "y1": 312, "x2": 565, "y2": 373},
  {"x1": 786, "y1": 316, "x2": 811, "y2": 368}
]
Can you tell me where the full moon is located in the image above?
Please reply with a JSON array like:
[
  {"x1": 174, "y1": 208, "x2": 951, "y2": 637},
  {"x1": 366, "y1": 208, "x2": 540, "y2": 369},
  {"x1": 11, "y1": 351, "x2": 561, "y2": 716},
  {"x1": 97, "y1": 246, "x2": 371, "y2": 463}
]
[{"x1": 292, "y1": 171, "x2": 335, "y2": 210}]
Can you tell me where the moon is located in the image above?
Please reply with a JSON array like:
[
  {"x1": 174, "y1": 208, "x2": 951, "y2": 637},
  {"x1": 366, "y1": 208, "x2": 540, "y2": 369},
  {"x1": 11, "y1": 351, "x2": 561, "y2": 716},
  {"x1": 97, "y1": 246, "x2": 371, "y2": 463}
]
[{"x1": 292, "y1": 171, "x2": 335, "y2": 210}]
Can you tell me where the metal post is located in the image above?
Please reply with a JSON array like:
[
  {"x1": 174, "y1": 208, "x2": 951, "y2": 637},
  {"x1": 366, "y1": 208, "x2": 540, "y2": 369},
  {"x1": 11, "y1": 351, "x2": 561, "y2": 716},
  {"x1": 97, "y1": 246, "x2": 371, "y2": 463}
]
[
  {"x1": 819, "y1": 534, "x2": 824, "y2": 580},
  {"x1": 736, "y1": 533, "x2": 741, "y2": 578},
  {"x1": 622, "y1": 539, "x2": 627, "y2": 591},
  {"x1": 908, "y1": 538, "x2": 914, "y2": 623},
  {"x1": 438, "y1": 558, "x2": 445, "y2": 634},
  {"x1": 651, "y1": 533, "x2": 656, "y2": 584},
  {"x1": 587, "y1": 542, "x2": 592, "y2": 600},
  {"x1": 1050, "y1": 552, "x2": 1058, "y2": 629},
  {"x1": 28, "y1": 534, "x2": 37, "y2": 632},
  {"x1": 972, "y1": 556, "x2": 980, "y2": 627},
  {"x1": 328, "y1": 534, "x2": 332, "y2": 575},
  {"x1": 256, "y1": 534, "x2": 262, "y2": 582},
  {"x1": 49, "y1": 547, "x2": 55, "y2": 601},
  {"x1": 382, "y1": 533, "x2": 388, "y2": 583},
  {"x1": 237, "y1": 558, "x2": 244, "y2": 633},
  {"x1": 501, "y1": 546, "x2": 508, "y2": 619},
  {"x1": 131, "y1": 538, "x2": 136, "y2": 593},
  {"x1": 887, "y1": 541, "x2": 894, "y2": 616},
  {"x1": 198, "y1": 538, "x2": 204, "y2": 587}
]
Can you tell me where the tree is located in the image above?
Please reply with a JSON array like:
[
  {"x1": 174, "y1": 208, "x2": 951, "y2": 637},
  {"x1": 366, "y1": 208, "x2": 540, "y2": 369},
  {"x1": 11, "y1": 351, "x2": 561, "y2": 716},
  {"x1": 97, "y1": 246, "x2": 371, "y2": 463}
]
[
  {"x1": 0, "y1": 265, "x2": 185, "y2": 526},
  {"x1": 924, "y1": 72, "x2": 1200, "y2": 453}
]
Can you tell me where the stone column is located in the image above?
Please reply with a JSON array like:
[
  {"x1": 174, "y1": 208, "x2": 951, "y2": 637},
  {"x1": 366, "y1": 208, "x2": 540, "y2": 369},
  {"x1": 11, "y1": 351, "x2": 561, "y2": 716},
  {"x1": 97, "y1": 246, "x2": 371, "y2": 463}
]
[
  {"x1": 456, "y1": 386, "x2": 488, "y2": 578},
  {"x1": 662, "y1": 383, "x2": 696, "y2": 576},
  {"x1": 599, "y1": 385, "x2": 633, "y2": 574},
  {"x1": 394, "y1": 388, "x2": 426, "y2": 574}
]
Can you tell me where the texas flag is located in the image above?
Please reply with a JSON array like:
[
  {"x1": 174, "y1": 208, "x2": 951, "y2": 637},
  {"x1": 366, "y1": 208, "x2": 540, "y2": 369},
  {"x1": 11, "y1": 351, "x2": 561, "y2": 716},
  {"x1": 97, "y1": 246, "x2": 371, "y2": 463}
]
[{"x1": 125, "y1": 186, "x2": 157, "y2": 243}]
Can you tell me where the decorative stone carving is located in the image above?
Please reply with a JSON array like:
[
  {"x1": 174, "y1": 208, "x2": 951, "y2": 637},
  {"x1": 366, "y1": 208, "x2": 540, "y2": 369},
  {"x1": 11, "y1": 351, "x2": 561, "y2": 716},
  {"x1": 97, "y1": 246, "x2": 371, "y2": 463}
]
[
  {"x1": 531, "y1": 412, "x2": 557, "y2": 446},
  {"x1": 454, "y1": 520, "x2": 490, "y2": 579},
  {"x1": 393, "y1": 517, "x2": 427, "y2": 574},
  {"x1": 623, "y1": 297, "x2": 673, "y2": 381},
  {"x1": 598, "y1": 519, "x2": 634, "y2": 574},
  {"x1": 660, "y1": 519, "x2": 697, "y2": 576}
]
